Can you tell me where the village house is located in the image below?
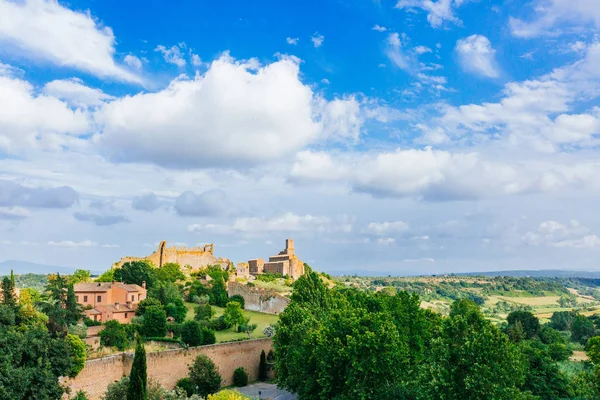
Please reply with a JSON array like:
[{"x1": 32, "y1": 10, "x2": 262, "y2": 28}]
[{"x1": 74, "y1": 281, "x2": 147, "y2": 323}]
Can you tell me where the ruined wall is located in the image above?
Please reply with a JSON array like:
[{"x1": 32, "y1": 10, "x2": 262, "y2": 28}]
[
  {"x1": 66, "y1": 338, "x2": 273, "y2": 400},
  {"x1": 228, "y1": 282, "x2": 290, "y2": 315}
]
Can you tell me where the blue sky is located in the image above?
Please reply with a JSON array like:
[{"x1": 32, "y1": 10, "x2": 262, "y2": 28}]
[{"x1": 1, "y1": 0, "x2": 600, "y2": 275}]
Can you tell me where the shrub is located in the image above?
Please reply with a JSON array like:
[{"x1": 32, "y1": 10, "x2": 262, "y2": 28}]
[
  {"x1": 201, "y1": 327, "x2": 216, "y2": 345},
  {"x1": 181, "y1": 320, "x2": 203, "y2": 346},
  {"x1": 210, "y1": 315, "x2": 232, "y2": 331},
  {"x1": 83, "y1": 317, "x2": 101, "y2": 327},
  {"x1": 140, "y1": 305, "x2": 167, "y2": 338},
  {"x1": 229, "y1": 295, "x2": 245, "y2": 309},
  {"x1": 73, "y1": 391, "x2": 89, "y2": 400},
  {"x1": 189, "y1": 354, "x2": 222, "y2": 398},
  {"x1": 195, "y1": 303, "x2": 215, "y2": 321},
  {"x1": 103, "y1": 376, "x2": 129, "y2": 400},
  {"x1": 176, "y1": 377, "x2": 195, "y2": 397},
  {"x1": 207, "y1": 390, "x2": 252, "y2": 400},
  {"x1": 100, "y1": 320, "x2": 130, "y2": 350},
  {"x1": 69, "y1": 324, "x2": 88, "y2": 339},
  {"x1": 65, "y1": 334, "x2": 87, "y2": 377},
  {"x1": 233, "y1": 367, "x2": 248, "y2": 387}
]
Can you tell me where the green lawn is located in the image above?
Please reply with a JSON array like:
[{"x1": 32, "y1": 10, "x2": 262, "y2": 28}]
[{"x1": 184, "y1": 302, "x2": 279, "y2": 343}]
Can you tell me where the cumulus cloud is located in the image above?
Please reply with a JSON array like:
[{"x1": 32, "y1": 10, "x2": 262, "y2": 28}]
[
  {"x1": 396, "y1": 0, "x2": 466, "y2": 28},
  {"x1": 0, "y1": 61, "x2": 23, "y2": 78},
  {"x1": 233, "y1": 213, "x2": 336, "y2": 233},
  {"x1": 377, "y1": 238, "x2": 396, "y2": 245},
  {"x1": 73, "y1": 212, "x2": 129, "y2": 226},
  {"x1": 373, "y1": 25, "x2": 388, "y2": 32},
  {"x1": 132, "y1": 193, "x2": 163, "y2": 212},
  {"x1": 366, "y1": 221, "x2": 409, "y2": 235},
  {"x1": 48, "y1": 240, "x2": 96, "y2": 247},
  {"x1": 455, "y1": 35, "x2": 499, "y2": 78},
  {"x1": 0, "y1": 206, "x2": 30, "y2": 220},
  {"x1": 190, "y1": 54, "x2": 203, "y2": 67},
  {"x1": 174, "y1": 190, "x2": 225, "y2": 216},
  {"x1": 94, "y1": 55, "x2": 362, "y2": 169},
  {"x1": 0, "y1": 75, "x2": 89, "y2": 153},
  {"x1": 124, "y1": 55, "x2": 142, "y2": 70},
  {"x1": 155, "y1": 44, "x2": 186, "y2": 67},
  {"x1": 0, "y1": 180, "x2": 78, "y2": 208},
  {"x1": 522, "y1": 220, "x2": 600, "y2": 248},
  {"x1": 311, "y1": 33, "x2": 324, "y2": 48},
  {"x1": 286, "y1": 37, "x2": 299, "y2": 45},
  {"x1": 510, "y1": 0, "x2": 600, "y2": 38},
  {"x1": 43, "y1": 78, "x2": 115, "y2": 107},
  {"x1": 0, "y1": 0, "x2": 140, "y2": 83}
]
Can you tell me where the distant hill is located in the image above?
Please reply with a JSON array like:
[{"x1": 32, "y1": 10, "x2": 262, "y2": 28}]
[
  {"x1": 0, "y1": 260, "x2": 77, "y2": 275},
  {"x1": 334, "y1": 269, "x2": 600, "y2": 278}
]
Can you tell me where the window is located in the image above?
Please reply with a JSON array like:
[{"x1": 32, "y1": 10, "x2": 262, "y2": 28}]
[
  {"x1": 138, "y1": 294, "x2": 140, "y2": 300},
  {"x1": 125, "y1": 313, "x2": 128, "y2": 318},
  {"x1": 76, "y1": 296, "x2": 79, "y2": 302},
  {"x1": 97, "y1": 295, "x2": 101, "y2": 303},
  {"x1": 131, "y1": 295, "x2": 134, "y2": 302},
  {"x1": 83, "y1": 295, "x2": 88, "y2": 302}
]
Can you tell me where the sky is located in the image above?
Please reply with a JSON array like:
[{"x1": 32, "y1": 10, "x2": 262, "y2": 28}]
[{"x1": 1, "y1": 0, "x2": 600, "y2": 275}]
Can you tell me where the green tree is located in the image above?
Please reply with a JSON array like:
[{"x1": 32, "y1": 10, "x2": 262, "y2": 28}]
[
  {"x1": 127, "y1": 336, "x2": 148, "y2": 400},
  {"x1": 140, "y1": 305, "x2": 167, "y2": 337},
  {"x1": 518, "y1": 339, "x2": 573, "y2": 398},
  {"x1": 195, "y1": 303, "x2": 215, "y2": 321},
  {"x1": 419, "y1": 299, "x2": 526, "y2": 400},
  {"x1": 114, "y1": 261, "x2": 156, "y2": 288},
  {"x1": 96, "y1": 269, "x2": 115, "y2": 282},
  {"x1": 100, "y1": 320, "x2": 131, "y2": 350},
  {"x1": 66, "y1": 284, "x2": 83, "y2": 325},
  {"x1": 70, "y1": 269, "x2": 92, "y2": 284},
  {"x1": 135, "y1": 298, "x2": 163, "y2": 317},
  {"x1": 164, "y1": 298, "x2": 187, "y2": 323},
  {"x1": 153, "y1": 262, "x2": 185, "y2": 283},
  {"x1": 1, "y1": 270, "x2": 17, "y2": 307},
  {"x1": 549, "y1": 310, "x2": 577, "y2": 331},
  {"x1": 586, "y1": 336, "x2": 600, "y2": 365},
  {"x1": 148, "y1": 281, "x2": 182, "y2": 306},
  {"x1": 229, "y1": 294, "x2": 245, "y2": 309},
  {"x1": 572, "y1": 314, "x2": 597, "y2": 344},
  {"x1": 233, "y1": 367, "x2": 248, "y2": 387},
  {"x1": 223, "y1": 301, "x2": 245, "y2": 330},
  {"x1": 210, "y1": 278, "x2": 228, "y2": 307},
  {"x1": 188, "y1": 354, "x2": 222, "y2": 398},
  {"x1": 507, "y1": 310, "x2": 540, "y2": 340},
  {"x1": 65, "y1": 333, "x2": 87, "y2": 377},
  {"x1": 181, "y1": 320, "x2": 204, "y2": 347}
]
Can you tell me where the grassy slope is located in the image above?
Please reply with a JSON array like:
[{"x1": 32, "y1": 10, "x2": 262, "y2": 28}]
[{"x1": 185, "y1": 302, "x2": 279, "y2": 342}]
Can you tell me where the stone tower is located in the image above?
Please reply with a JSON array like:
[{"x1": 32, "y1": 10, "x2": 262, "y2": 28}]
[{"x1": 285, "y1": 239, "x2": 294, "y2": 254}]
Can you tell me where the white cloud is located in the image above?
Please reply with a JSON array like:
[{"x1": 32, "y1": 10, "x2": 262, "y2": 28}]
[
  {"x1": 386, "y1": 33, "x2": 411, "y2": 71},
  {"x1": 286, "y1": 37, "x2": 299, "y2": 45},
  {"x1": 0, "y1": 61, "x2": 23, "y2": 77},
  {"x1": 522, "y1": 220, "x2": 600, "y2": 248},
  {"x1": 190, "y1": 54, "x2": 203, "y2": 67},
  {"x1": 366, "y1": 221, "x2": 409, "y2": 235},
  {"x1": 94, "y1": 54, "x2": 362, "y2": 168},
  {"x1": 311, "y1": 33, "x2": 324, "y2": 48},
  {"x1": 510, "y1": 0, "x2": 600, "y2": 38},
  {"x1": 396, "y1": 0, "x2": 465, "y2": 28},
  {"x1": 403, "y1": 257, "x2": 435, "y2": 262},
  {"x1": 455, "y1": 35, "x2": 499, "y2": 78},
  {"x1": 48, "y1": 240, "x2": 97, "y2": 248},
  {"x1": 233, "y1": 213, "x2": 332, "y2": 233},
  {"x1": 43, "y1": 78, "x2": 115, "y2": 107},
  {"x1": 321, "y1": 78, "x2": 330, "y2": 85},
  {"x1": 155, "y1": 44, "x2": 186, "y2": 67},
  {"x1": 0, "y1": 75, "x2": 89, "y2": 154},
  {"x1": 124, "y1": 55, "x2": 142, "y2": 70},
  {"x1": 373, "y1": 25, "x2": 388, "y2": 32},
  {"x1": 0, "y1": 206, "x2": 30, "y2": 220},
  {"x1": 377, "y1": 237, "x2": 396, "y2": 245},
  {"x1": 414, "y1": 45, "x2": 432, "y2": 55},
  {"x1": 0, "y1": 0, "x2": 140, "y2": 83}
]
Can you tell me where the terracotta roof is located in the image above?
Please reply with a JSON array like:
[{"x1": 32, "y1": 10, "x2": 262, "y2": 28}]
[
  {"x1": 96, "y1": 303, "x2": 137, "y2": 313},
  {"x1": 74, "y1": 282, "x2": 145, "y2": 293},
  {"x1": 85, "y1": 309, "x2": 102, "y2": 315}
]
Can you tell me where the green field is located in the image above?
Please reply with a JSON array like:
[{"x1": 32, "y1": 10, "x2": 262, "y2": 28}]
[{"x1": 184, "y1": 302, "x2": 279, "y2": 342}]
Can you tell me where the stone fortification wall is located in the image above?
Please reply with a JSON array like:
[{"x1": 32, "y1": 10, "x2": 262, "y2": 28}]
[
  {"x1": 228, "y1": 282, "x2": 290, "y2": 315},
  {"x1": 66, "y1": 338, "x2": 273, "y2": 400}
]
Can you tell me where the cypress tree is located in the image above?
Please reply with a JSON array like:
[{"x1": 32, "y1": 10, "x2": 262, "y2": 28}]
[
  {"x1": 66, "y1": 284, "x2": 82, "y2": 325},
  {"x1": 259, "y1": 350, "x2": 268, "y2": 381},
  {"x1": 127, "y1": 336, "x2": 148, "y2": 400},
  {"x1": 1, "y1": 269, "x2": 16, "y2": 307}
]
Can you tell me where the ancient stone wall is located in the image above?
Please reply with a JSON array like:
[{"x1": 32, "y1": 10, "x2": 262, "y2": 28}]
[
  {"x1": 228, "y1": 282, "x2": 290, "y2": 315},
  {"x1": 65, "y1": 338, "x2": 273, "y2": 400}
]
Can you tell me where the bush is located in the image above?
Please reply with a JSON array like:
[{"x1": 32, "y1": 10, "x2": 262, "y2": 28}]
[
  {"x1": 176, "y1": 377, "x2": 195, "y2": 397},
  {"x1": 83, "y1": 317, "x2": 101, "y2": 327},
  {"x1": 210, "y1": 315, "x2": 232, "y2": 331},
  {"x1": 189, "y1": 354, "x2": 222, "y2": 398},
  {"x1": 100, "y1": 320, "x2": 130, "y2": 350},
  {"x1": 103, "y1": 376, "x2": 129, "y2": 400},
  {"x1": 69, "y1": 324, "x2": 88, "y2": 339},
  {"x1": 140, "y1": 305, "x2": 167, "y2": 338},
  {"x1": 181, "y1": 320, "x2": 203, "y2": 347},
  {"x1": 65, "y1": 334, "x2": 87, "y2": 377},
  {"x1": 73, "y1": 390, "x2": 89, "y2": 400},
  {"x1": 207, "y1": 390, "x2": 252, "y2": 400},
  {"x1": 201, "y1": 327, "x2": 216, "y2": 345},
  {"x1": 233, "y1": 367, "x2": 248, "y2": 387},
  {"x1": 195, "y1": 303, "x2": 215, "y2": 321},
  {"x1": 229, "y1": 294, "x2": 245, "y2": 309}
]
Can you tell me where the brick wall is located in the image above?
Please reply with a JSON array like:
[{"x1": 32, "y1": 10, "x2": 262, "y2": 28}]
[{"x1": 66, "y1": 338, "x2": 273, "y2": 400}]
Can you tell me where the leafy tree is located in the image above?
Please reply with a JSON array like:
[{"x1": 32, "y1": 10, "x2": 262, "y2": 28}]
[
  {"x1": 181, "y1": 320, "x2": 204, "y2": 347},
  {"x1": 136, "y1": 298, "x2": 163, "y2": 317},
  {"x1": 148, "y1": 281, "x2": 182, "y2": 306},
  {"x1": 96, "y1": 269, "x2": 115, "y2": 282},
  {"x1": 127, "y1": 336, "x2": 148, "y2": 400},
  {"x1": 153, "y1": 262, "x2": 185, "y2": 283},
  {"x1": 70, "y1": 269, "x2": 92, "y2": 284},
  {"x1": 188, "y1": 354, "x2": 222, "y2": 398},
  {"x1": 243, "y1": 323, "x2": 257, "y2": 338},
  {"x1": 418, "y1": 300, "x2": 526, "y2": 400},
  {"x1": 114, "y1": 261, "x2": 156, "y2": 288},
  {"x1": 507, "y1": 310, "x2": 540, "y2": 340},
  {"x1": 587, "y1": 336, "x2": 600, "y2": 365},
  {"x1": 549, "y1": 310, "x2": 577, "y2": 331},
  {"x1": 572, "y1": 315, "x2": 598, "y2": 345},
  {"x1": 195, "y1": 303, "x2": 215, "y2": 321},
  {"x1": 223, "y1": 301, "x2": 245, "y2": 330},
  {"x1": 259, "y1": 350, "x2": 268, "y2": 381},
  {"x1": 201, "y1": 326, "x2": 216, "y2": 345},
  {"x1": 100, "y1": 320, "x2": 131, "y2": 350},
  {"x1": 65, "y1": 333, "x2": 87, "y2": 377},
  {"x1": 0, "y1": 304, "x2": 15, "y2": 326},
  {"x1": 164, "y1": 298, "x2": 187, "y2": 323},
  {"x1": 210, "y1": 278, "x2": 228, "y2": 307},
  {"x1": 66, "y1": 283, "x2": 83, "y2": 325},
  {"x1": 1, "y1": 270, "x2": 17, "y2": 307},
  {"x1": 233, "y1": 367, "x2": 248, "y2": 387},
  {"x1": 140, "y1": 305, "x2": 167, "y2": 337},
  {"x1": 518, "y1": 339, "x2": 573, "y2": 399},
  {"x1": 229, "y1": 294, "x2": 245, "y2": 309}
]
